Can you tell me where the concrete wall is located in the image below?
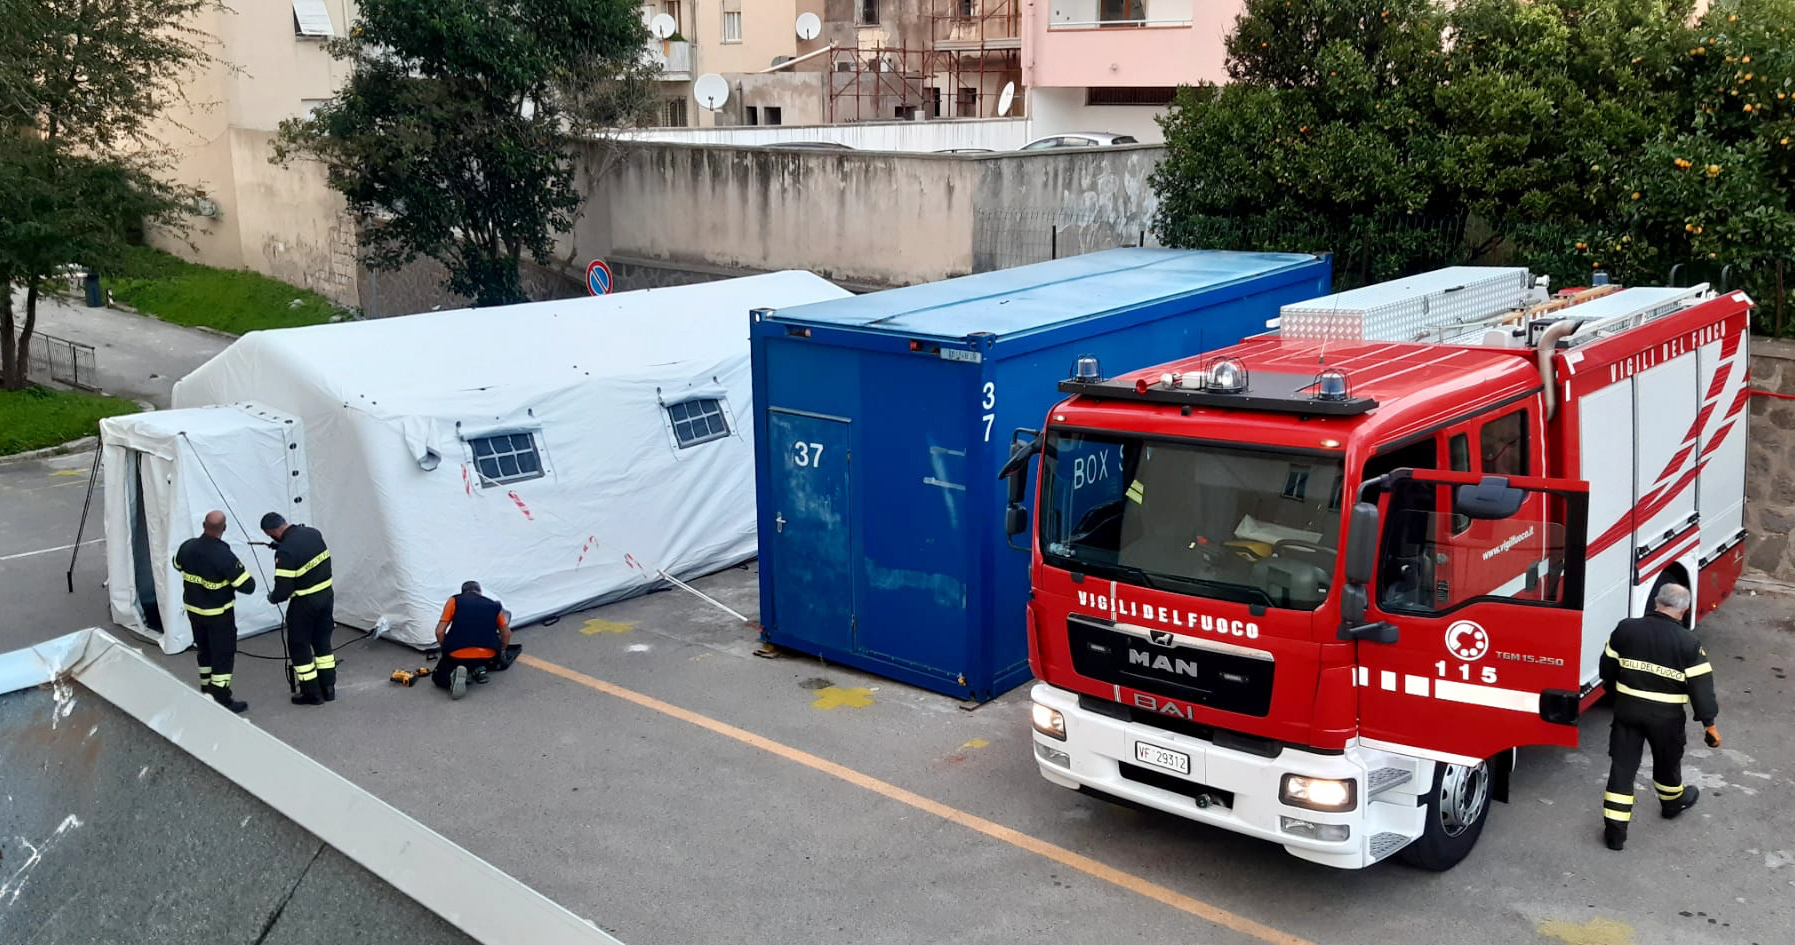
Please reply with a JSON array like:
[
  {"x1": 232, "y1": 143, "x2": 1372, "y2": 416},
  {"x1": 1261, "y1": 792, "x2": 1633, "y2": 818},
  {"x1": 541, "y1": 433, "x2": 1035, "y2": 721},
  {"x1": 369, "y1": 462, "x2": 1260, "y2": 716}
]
[
  {"x1": 563, "y1": 139, "x2": 1164, "y2": 290},
  {"x1": 1746, "y1": 337, "x2": 1795, "y2": 580},
  {"x1": 622, "y1": 116, "x2": 1031, "y2": 149}
]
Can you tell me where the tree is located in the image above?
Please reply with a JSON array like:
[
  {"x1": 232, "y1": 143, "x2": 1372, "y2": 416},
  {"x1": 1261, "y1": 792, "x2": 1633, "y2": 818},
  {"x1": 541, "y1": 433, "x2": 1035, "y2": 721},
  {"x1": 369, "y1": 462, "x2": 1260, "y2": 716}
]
[
  {"x1": 1151, "y1": 0, "x2": 1456, "y2": 285},
  {"x1": 273, "y1": 0, "x2": 658, "y2": 308},
  {"x1": 0, "y1": 0, "x2": 215, "y2": 390}
]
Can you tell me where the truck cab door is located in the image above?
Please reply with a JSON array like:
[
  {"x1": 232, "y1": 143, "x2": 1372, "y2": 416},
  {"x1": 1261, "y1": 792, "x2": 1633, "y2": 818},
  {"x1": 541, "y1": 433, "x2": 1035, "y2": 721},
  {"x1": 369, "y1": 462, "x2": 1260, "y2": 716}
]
[{"x1": 1352, "y1": 470, "x2": 1588, "y2": 766}]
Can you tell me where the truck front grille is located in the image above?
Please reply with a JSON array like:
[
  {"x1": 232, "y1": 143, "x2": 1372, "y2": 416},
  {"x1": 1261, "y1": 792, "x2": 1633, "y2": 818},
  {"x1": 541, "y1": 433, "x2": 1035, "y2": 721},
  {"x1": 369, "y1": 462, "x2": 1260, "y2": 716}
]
[{"x1": 1067, "y1": 616, "x2": 1275, "y2": 717}]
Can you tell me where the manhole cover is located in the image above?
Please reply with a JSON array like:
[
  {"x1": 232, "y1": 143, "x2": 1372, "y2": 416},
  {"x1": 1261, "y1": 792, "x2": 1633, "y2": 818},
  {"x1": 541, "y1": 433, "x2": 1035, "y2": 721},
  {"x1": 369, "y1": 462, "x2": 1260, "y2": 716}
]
[{"x1": 798, "y1": 677, "x2": 833, "y2": 690}]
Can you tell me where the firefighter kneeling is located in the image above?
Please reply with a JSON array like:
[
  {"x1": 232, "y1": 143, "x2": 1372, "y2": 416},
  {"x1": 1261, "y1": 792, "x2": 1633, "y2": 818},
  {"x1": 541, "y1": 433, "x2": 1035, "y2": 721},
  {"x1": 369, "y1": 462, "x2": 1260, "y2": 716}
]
[
  {"x1": 1598, "y1": 583, "x2": 1722, "y2": 852},
  {"x1": 432, "y1": 581, "x2": 517, "y2": 700}
]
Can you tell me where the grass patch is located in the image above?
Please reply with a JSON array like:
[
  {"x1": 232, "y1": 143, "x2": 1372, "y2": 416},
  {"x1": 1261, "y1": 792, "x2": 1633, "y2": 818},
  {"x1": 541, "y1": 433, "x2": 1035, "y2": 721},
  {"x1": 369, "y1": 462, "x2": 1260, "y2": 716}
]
[
  {"x1": 104, "y1": 245, "x2": 344, "y2": 335},
  {"x1": 0, "y1": 386, "x2": 139, "y2": 455}
]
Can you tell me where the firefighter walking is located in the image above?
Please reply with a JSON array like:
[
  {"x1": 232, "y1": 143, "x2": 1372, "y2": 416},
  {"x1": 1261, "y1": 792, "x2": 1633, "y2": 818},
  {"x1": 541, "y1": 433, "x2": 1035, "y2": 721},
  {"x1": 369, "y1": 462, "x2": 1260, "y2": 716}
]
[
  {"x1": 174, "y1": 510, "x2": 257, "y2": 713},
  {"x1": 262, "y1": 512, "x2": 337, "y2": 706},
  {"x1": 1598, "y1": 583, "x2": 1722, "y2": 851}
]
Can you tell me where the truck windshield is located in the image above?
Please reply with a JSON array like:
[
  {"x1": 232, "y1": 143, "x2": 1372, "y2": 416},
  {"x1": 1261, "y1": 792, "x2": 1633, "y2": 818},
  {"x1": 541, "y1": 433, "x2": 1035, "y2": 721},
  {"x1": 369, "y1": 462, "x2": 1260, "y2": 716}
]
[{"x1": 1040, "y1": 431, "x2": 1346, "y2": 611}]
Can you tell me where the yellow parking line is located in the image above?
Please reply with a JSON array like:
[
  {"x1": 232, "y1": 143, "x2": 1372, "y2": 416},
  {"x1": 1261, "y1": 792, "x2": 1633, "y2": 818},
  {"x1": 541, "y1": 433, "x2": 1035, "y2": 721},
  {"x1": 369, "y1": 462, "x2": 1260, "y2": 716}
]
[{"x1": 518, "y1": 654, "x2": 1318, "y2": 945}]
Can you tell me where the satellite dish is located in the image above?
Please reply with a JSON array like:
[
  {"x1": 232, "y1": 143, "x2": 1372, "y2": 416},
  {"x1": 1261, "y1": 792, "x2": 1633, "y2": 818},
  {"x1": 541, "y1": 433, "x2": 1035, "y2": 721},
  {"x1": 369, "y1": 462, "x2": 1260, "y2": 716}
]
[
  {"x1": 796, "y1": 11, "x2": 822, "y2": 40},
  {"x1": 693, "y1": 73, "x2": 730, "y2": 111},
  {"x1": 997, "y1": 81, "x2": 1016, "y2": 117},
  {"x1": 650, "y1": 13, "x2": 677, "y2": 39}
]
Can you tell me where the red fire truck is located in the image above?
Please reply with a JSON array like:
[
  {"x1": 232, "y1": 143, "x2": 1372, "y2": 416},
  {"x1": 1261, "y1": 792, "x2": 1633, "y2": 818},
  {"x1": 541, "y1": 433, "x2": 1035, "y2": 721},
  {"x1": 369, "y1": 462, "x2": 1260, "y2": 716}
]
[{"x1": 1001, "y1": 267, "x2": 1752, "y2": 870}]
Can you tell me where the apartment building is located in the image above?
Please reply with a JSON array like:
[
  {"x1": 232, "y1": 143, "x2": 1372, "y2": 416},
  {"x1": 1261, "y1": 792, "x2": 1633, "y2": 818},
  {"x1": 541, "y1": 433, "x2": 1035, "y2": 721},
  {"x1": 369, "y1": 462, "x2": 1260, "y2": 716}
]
[
  {"x1": 641, "y1": 0, "x2": 831, "y2": 127},
  {"x1": 1023, "y1": 0, "x2": 1240, "y2": 143},
  {"x1": 153, "y1": 1, "x2": 359, "y2": 304}
]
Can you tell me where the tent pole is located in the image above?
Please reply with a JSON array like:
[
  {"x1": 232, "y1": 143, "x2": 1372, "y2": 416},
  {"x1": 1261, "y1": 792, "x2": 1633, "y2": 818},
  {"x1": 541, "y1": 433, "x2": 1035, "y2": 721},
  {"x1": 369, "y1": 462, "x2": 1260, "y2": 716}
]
[{"x1": 66, "y1": 444, "x2": 104, "y2": 593}]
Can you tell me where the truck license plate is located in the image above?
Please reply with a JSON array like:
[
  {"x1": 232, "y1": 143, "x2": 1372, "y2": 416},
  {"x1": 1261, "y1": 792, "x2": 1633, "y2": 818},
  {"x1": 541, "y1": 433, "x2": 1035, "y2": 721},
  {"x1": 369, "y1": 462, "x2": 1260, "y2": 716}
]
[{"x1": 1134, "y1": 741, "x2": 1190, "y2": 776}]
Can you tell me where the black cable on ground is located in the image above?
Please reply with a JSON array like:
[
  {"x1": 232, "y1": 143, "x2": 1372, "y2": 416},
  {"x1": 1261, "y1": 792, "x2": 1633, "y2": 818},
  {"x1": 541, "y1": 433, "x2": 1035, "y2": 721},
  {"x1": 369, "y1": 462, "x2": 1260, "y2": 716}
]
[{"x1": 179, "y1": 433, "x2": 295, "y2": 691}]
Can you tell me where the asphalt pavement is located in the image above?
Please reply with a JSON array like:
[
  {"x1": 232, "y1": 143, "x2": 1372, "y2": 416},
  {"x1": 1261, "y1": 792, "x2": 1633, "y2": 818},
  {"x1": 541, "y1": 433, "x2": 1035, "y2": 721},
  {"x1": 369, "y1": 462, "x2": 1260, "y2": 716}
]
[
  {"x1": 12, "y1": 288, "x2": 229, "y2": 407},
  {"x1": 3, "y1": 448, "x2": 1791, "y2": 945}
]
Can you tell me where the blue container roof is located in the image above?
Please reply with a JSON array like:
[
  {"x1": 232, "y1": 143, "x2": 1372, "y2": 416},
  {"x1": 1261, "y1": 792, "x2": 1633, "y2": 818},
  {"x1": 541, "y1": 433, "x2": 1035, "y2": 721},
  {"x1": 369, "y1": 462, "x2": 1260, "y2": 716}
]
[{"x1": 766, "y1": 248, "x2": 1323, "y2": 342}]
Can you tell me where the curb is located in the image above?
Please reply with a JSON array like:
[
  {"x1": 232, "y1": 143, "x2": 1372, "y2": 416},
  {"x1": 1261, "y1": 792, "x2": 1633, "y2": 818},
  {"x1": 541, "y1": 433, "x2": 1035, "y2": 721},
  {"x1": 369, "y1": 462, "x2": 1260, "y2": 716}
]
[
  {"x1": 0, "y1": 435, "x2": 98, "y2": 464},
  {"x1": 1737, "y1": 570, "x2": 1795, "y2": 600}
]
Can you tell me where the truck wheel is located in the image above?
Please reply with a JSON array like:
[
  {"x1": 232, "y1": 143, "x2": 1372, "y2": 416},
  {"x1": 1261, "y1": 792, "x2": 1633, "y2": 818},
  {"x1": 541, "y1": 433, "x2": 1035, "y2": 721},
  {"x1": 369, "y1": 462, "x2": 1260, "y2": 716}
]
[{"x1": 1398, "y1": 759, "x2": 1491, "y2": 871}]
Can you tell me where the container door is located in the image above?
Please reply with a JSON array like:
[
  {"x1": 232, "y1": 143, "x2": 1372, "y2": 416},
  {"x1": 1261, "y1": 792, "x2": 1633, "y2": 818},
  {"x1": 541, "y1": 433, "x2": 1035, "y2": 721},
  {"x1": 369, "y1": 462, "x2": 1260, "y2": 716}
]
[
  {"x1": 767, "y1": 410, "x2": 854, "y2": 652},
  {"x1": 1356, "y1": 470, "x2": 1589, "y2": 765}
]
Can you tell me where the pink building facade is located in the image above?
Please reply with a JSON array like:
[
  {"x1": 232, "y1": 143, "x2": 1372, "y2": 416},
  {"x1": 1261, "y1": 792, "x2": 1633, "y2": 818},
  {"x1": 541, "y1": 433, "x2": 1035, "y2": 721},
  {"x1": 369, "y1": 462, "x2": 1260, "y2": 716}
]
[{"x1": 1023, "y1": 0, "x2": 1240, "y2": 142}]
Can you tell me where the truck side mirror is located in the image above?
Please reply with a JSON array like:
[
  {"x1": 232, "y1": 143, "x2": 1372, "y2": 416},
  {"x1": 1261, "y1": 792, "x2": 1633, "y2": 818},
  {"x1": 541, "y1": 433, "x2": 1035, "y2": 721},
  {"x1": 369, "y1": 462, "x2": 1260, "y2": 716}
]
[
  {"x1": 1006, "y1": 467, "x2": 1026, "y2": 505},
  {"x1": 1344, "y1": 501, "x2": 1380, "y2": 586},
  {"x1": 1455, "y1": 476, "x2": 1525, "y2": 520},
  {"x1": 1005, "y1": 504, "x2": 1028, "y2": 537}
]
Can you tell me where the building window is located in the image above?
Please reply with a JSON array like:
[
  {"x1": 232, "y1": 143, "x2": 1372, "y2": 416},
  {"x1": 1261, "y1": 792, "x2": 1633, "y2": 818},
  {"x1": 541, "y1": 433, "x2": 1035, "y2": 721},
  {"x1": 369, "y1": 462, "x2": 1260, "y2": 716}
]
[
  {"x1": 668, "y1": 399, "x2": 731, "y2": 448},
  {"x1": 1099, "y1": 0, "x2": 1144, "y2": 25},
  {"x1": 763, "y1": 106, "x2": 782, "y2": 126},
  {"x1": 956, "y1": 87, "x2": 978, "y2": 118},
  {"x1": 1085, "y1": 87, "x2": 1177, "y2": 107},
  {"x1": 722, "y1": 10, "x2": 742, "y2": 42},
  {"x1": 958, "y1": 0, "x2": 976, "y2": 16},
  {"x1": 469, "y1": 433, "x2": 544, "y2": 486},
  {"x1": 859, "y1": 0, "x2": 880, "y2": 25},
  {"x1": 292, "y1": 0, "x2": 334, "y2": 37},
  {"x1": 663, "y1": 0, "x2": 683, "y2": 33},
  {"x1": 664, "y1": 98, "x2": 688, "y2": 127},
  {"x1": 746, "y1": 106, "x2": 759, "y2": 125}
]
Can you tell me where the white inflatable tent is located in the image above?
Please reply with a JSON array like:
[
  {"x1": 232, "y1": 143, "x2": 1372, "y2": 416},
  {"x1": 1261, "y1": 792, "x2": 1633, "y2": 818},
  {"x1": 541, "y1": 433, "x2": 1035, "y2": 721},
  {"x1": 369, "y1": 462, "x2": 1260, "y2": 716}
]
[
  {"x1": 100, "y1": 402, "x2": 308, "y2": 653},
  {"x1": 171, "y1": 271, "x2": 850, "y2": 648}
]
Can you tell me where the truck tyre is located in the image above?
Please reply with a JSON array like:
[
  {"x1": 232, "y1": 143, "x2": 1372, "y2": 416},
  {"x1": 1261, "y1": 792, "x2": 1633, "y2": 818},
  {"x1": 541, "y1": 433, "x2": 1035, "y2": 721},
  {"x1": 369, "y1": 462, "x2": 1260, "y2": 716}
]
[{"x1": 1398, "y1": 759, "x2": 1491, "y2": 871}]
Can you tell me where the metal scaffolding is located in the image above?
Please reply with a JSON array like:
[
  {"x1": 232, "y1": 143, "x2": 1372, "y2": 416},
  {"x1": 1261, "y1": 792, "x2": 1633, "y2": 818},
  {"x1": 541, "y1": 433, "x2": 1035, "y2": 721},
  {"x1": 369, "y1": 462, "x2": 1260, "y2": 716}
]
[{"x1": 826, "y1": 0, "x2": 1024, "y2": 124}]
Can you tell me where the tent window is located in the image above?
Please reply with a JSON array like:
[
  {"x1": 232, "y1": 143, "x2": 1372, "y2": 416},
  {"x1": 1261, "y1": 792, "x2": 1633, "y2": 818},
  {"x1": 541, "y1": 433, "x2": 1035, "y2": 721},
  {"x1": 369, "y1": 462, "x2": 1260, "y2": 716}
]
[
  {"x1": 469, "y1": 433, "x2": 544, "y2": 486},
  {"x1": 667, "y1": 398, "x2": 731, "y2": 448}
]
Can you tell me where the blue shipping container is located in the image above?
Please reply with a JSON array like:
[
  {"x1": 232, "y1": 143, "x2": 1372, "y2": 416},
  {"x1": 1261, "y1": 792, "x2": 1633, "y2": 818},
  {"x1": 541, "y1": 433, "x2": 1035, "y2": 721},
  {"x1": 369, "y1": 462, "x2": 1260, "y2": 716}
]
[{"x1": 749, "y1": 248, "x2": 1333, "y2": 701}]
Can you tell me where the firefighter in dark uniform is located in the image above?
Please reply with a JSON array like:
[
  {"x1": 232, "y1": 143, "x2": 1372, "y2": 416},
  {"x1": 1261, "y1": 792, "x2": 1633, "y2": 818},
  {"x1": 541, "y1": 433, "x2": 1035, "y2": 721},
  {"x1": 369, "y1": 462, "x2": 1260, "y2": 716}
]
[
  {"x1": 261, "y1": 512, "x2": 337, "y2": 706},
  {"x1": 432, "y1": 581, "x2": 513, "y2": 700},
  {"x1": 1598, "y1": 583, "x2": 1722, "y2": 851},
  {"x1": 173, "y1": 510, "x2": 257, "y2": 713}
]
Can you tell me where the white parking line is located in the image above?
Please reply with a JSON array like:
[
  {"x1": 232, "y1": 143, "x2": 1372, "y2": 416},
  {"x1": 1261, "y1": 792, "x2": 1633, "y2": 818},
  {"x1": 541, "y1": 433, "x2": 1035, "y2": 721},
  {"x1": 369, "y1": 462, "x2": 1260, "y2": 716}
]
[{"x1": 0, "y1": 539, "x2": 104, "y2": 562}]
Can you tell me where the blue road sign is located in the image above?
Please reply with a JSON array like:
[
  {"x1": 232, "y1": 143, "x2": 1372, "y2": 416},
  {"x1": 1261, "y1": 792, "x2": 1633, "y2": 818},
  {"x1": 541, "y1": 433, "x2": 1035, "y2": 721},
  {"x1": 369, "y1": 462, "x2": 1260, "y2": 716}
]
[{"x1": 586, "y1": 259, "x2": 614, "y2": 296}]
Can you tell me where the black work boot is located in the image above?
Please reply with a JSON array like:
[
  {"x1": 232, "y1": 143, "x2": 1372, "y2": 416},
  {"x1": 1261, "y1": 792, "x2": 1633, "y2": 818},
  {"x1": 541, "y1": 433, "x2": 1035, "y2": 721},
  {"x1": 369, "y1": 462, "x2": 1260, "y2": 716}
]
[
  {"x1": 290, "y1": 679, "x2": 325, "y2": 706},
  {"x1": 1662, "y1": 784, "x2": 1700, "y2": 819},
  {"x1": 1602, "y1": 822, "x2": 1627, "y2": 851},
  {"x1": 318, "y1": 668, "x2": 337, "y2": 702},
  {"x1": 209, "y1": 684, "x2": 249, "y2": 714}
]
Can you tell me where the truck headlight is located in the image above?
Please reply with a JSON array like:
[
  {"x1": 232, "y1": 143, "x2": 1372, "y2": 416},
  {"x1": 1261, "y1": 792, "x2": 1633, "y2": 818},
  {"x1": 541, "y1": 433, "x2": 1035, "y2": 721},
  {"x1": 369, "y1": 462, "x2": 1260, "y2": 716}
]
[
  {"x1": 1031, "y1": 702, "x2": 1066, "y2": 740},
  {"x1": 1280, "y1": 774, "x2": 1356, "y2": 812}
]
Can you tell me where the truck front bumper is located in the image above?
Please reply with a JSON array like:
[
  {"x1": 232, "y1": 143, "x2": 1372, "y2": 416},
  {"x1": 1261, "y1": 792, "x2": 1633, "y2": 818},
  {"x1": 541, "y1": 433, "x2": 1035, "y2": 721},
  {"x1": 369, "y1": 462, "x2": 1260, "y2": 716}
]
[{"x1": 1029, "y1": 683, "x2": 1424, "y2": 870}]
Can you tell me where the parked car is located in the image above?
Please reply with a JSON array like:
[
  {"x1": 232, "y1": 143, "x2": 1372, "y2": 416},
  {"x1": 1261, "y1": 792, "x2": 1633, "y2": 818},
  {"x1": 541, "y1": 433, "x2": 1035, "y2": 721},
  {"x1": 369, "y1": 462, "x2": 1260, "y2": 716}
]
[
  {"x1": 1017, "y1": 132, "x2": 1139, "y2": 150},
  {"x1": 765, "y1": 141, "x2": 855, "y2": 150}
]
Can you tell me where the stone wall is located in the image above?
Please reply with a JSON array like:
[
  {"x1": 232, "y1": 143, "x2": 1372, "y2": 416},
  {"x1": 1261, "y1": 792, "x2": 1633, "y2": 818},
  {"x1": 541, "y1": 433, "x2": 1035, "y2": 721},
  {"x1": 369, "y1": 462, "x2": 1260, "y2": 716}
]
[{"x1": 1746, "y1": 336, "x2": 1795, "y2": 579}]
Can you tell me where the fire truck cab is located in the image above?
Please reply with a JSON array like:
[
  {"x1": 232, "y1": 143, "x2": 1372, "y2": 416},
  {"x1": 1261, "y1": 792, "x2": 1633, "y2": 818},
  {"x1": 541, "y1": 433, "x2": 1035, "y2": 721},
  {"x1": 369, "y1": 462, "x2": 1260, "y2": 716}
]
[{"x1": 1004, "y1": 267, "x2": 1752, "y2": 870}]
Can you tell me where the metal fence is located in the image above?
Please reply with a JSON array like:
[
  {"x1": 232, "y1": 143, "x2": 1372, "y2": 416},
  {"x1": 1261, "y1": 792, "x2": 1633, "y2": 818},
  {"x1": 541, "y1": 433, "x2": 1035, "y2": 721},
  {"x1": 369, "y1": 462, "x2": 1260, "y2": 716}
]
[{"x1": 17, "y1": 331, "x2": 100, "y2": 390}]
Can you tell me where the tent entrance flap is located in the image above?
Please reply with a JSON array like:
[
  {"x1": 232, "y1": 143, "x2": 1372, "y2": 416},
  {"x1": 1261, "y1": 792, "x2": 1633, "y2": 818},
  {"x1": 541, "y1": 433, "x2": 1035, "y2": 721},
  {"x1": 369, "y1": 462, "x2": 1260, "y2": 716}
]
[{"x1": 128, "y1": 450, "x2": 162, "y2": 634}]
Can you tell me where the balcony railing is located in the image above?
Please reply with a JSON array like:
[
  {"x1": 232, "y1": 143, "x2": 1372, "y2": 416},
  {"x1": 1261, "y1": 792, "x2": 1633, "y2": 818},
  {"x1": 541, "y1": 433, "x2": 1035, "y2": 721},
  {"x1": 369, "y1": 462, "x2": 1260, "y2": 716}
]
[
  {"x1": 646, "y1": 39, "x2": 693, "y2": 78},
  {"x1": 1048, "y1": 0, "x2": 1192, "y2": 29}
]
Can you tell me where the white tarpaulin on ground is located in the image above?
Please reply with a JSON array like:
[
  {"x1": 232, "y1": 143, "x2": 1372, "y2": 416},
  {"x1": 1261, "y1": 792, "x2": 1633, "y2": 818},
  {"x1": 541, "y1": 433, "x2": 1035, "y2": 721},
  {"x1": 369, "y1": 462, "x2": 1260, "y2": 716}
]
[
  {"x1": 100, "y1": 402, "x2": 308, "y2": 653},
  {"x1": 171, "y1": 271, "x2": 850, "y2": 648}
]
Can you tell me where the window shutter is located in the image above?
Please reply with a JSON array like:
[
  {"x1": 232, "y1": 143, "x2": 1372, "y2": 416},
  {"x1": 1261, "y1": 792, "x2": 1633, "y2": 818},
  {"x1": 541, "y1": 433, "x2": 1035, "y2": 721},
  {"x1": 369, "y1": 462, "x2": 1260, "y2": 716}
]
[{"x1": 292, "y1": 0, "x2": 334, "y2": 37}]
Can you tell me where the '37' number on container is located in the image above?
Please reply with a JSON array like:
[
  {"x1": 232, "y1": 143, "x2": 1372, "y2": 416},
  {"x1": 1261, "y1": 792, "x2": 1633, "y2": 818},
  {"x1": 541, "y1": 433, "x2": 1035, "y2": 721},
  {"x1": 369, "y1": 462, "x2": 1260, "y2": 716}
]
[{"x1": 793, "y1": 441, "x2": 825, "y2": 467}]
